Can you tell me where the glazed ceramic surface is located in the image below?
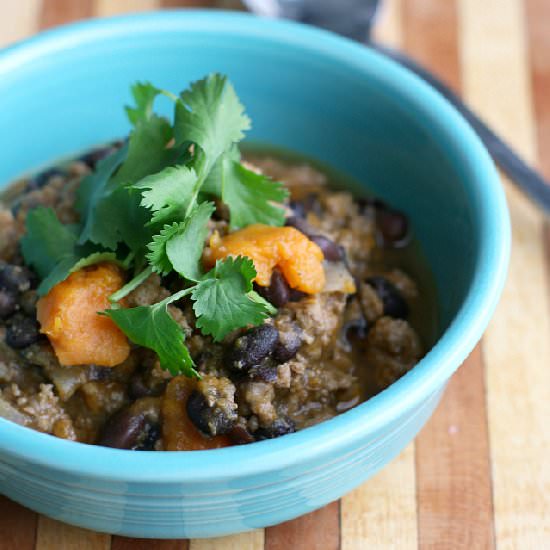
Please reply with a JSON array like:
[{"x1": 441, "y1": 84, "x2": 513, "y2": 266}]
[{"x1": 0, "y1": 11, "x2": 510, "y2": 538}]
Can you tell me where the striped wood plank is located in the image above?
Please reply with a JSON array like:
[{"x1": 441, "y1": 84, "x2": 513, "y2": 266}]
[
  {"x1": 189, "y1": 530, "x2": 265, "y2": 550},
  {"x1": 415, "y1": 348, "x2": 495, "y2": 549},
  {"x1": 162, "y1": 0, "x2": 217, "y2": 7},
  {"x1": 526, "y1": 0, "x2": 550, "y2": 179},
  {"x1": 402, "y1": 1, "x2": 495, "y2": 548},
  {"x1": 0, "y1": 496, "x2": 37, "y2": 550},
  {"x1": 341, "y1": 444, "x2": 417, "y2": 550},
  {"x1": 40, "y1": 0, "x2": 94, "y2": 29},
  {"x1": 526, "y1": 0, "x2": 550, "y2": 336},
  {"x1": 0, "y1": 0, "x2": 41, "y2": 47},
  {"x1": 111, "y1": 537, "x2": 188, "y2": 550},
  {"x1": 94, "y1": 0, "x2": 160, "y2": 15},
  {"x1": 373, "y1": 0, "x2": 403, "y2": 47},
  {"x1": 460, "y1": 0, "x2": 550, "y2": 549},
  {"x1": 35, "y1": 517, "x2": 110, "y2": 550},
  {"x1": 265, "y1": 501, "x2": 340, "y2": 550},
  {"x1": 519, "y1": 0, "x2": 550, "y2": 542}
]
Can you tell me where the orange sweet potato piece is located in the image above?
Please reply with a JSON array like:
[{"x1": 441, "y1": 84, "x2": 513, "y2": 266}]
[
  {"x1": 36, "y1": 263, "x2": 130, "y2": 367},
  {"x1": 205, "y1": 224, "x2": 325, "y2": 294},
  {"x1": 162, "y1": 376, "x2": 232, "y2": 451}
]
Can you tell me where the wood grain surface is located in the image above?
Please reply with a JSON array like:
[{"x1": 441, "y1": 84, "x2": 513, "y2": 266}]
[{"x1": 0, "y1": 0, "x2": 549, "y2": 548}]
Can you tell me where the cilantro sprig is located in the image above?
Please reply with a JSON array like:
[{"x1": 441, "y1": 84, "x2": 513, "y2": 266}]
[{"x1": 21, "y1": 74, "x2": 288, "y2": 377}]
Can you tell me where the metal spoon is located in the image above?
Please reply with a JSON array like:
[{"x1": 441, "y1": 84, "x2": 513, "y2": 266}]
[{"x1": 243, "y1": 0, "x2": 550, "y2": 215}]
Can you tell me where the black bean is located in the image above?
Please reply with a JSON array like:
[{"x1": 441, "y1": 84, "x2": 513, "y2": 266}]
[
  {"x1": 289, "y1": 193, "x2": 322, "y2": 218},
  {"x1": 249, "y1": 361, "x2": 279, "y2": 383},
  {"x1": 288, "y1": 201, "x2": 306, "y2": 218},
  {"x1": 308, "y1": 234, "x2": 343, "y2": 262},
  {"x1": 226, "y1": 324, "x2": 280, "y2": 373},
  {"x1": 254, "y1": 417, "x2": 296, "y2": 441},
  {"x1": 135, "y1": 423, "x2": 161, "y2": 451},
  {"x1": 376, "y1": 208, "x2": 410, "y2": 247},
  {"x1": 255, "y1": 270, "x2": 290, "y2": 307},
  {"x1": 186, "y1": 390, "x2": 236, "y2": 436},
  {"x1": 19, "y1": 289, "x2": 38, "y2": 316},
  {"x1": 285, "y1": 215, "x2": 312, "y2": 235},
  {"x1": 227, "y1": 425, "x2": 255, "y2": 445},
  {"x1": 0, "y1": 264, "x2": 33, "y2": 293},
  {"x1": 0, "y1": 288, "x2": 17, "y2": 318},
  {"x1": 286, "y1": 218, "x2": 343, "y2": 262},
  {"x1": 5, "y1": 314, "x2": 40, "y2": 348},
  {"x1": 273, "y1": 330, "x2": 301, "y2": 363},
  {"x1": 366, "y1": 277, "x2": 409, "y2": 319},
  {"x1": 97, "y1": 409, "x2": 146, "y2": 449},
  {"x1": 27, "y1": 168, "x2": 63, "y2": 190}
]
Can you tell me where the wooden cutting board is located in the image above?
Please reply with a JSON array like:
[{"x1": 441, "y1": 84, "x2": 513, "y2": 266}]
[{"x1": 1, "y1": 1, "x2": 549, "y2": 548}]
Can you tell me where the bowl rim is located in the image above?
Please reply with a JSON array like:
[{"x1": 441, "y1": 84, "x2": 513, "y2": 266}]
[{"x1": 0, "y1": 10, "x2": 510, "y2": 482}]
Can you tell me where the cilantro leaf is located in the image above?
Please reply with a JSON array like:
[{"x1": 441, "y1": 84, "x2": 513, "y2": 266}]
[
  {"x1": 78, "y1": 115, "x2": 176, "y2": 252},
  {"x1": 112, "y1": 115, "x2": 177, "y2": 186},
  {"x1": 174, "y1": 74, "x2": 251, "y2": 165},
  {"x1": 21, "y1": 207, "x2": 78, "y2": 279},
  {"x1": 202, "y1": 145, "x2": 240, "y2": 196},
  {"x1": 125, "y1": 82, "x2": 161, "y2": 125},
  {"x1": 21, "y1": 207, "x2": 122, "y2": 295},
  {"x1": 166, "y1": 201, "x2": 215, "y2": 281},
  {"x1": 147, "y1": 221, "x2": 184, "y2": 275},
  {"x1": 133, "y1": 165, "x2": 196, "y2": 225},
  {"x1": 76, "y1": 146, "x2": 127, "y2": 249},
  {"x1": 191, "y1": 256, "x2": 274, "y2": 341},
  {"x1": 21, "y1": 207, "x2": 82, "y2": 295},
  {"x1": 38, "y1": 258, "x2": 80, "y2": 296},
  {"x1": 105, "y1": 303, "x2": 197, "y2": 377},
  {"x1": 70, "y1": 251, "x2": 123, "y2": 272},
  {"x1": 220, "y1": 159, "x2": 288, "y2": 229},
  {"x1": 147, "y1": 201, "x2": 214, "y2": 280}
]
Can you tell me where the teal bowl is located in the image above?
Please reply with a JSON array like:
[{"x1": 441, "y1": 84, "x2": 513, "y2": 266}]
[{"x1": 0, "y1": 11, "x2": 509, "y2": 539}]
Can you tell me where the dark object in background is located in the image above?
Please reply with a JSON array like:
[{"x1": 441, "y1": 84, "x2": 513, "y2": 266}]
[{"x1": 243, "y1": 0, "x2": 381, "y2": 41}]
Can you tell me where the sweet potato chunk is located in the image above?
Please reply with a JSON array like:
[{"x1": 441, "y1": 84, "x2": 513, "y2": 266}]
[
  {"x1": 205, "y1": 224, "x2": 325, "y2": 294},
  {"x1": 36, "y1": 263, "x2": 130, "y2": 367},
  {"x1": 162, "y1": 376, "x2": 231, "y2": 451}
]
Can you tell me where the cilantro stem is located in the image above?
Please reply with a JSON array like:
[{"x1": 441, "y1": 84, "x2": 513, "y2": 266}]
[
  {"x1": 160, "y1": 286, "x2": 194, "y2": 307},
  {"x1": 122, "y1": 250, "x2": 135, "y2": 269},
  {"x1": 109, "y1": 265, "x2": 153, "y2": 303},
  {"x1": 184, "y1": 151, "x2": 209, "y2": 218},
  {"x1": 160, "y1": 89, "x2": 179, "y2": 103}
]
